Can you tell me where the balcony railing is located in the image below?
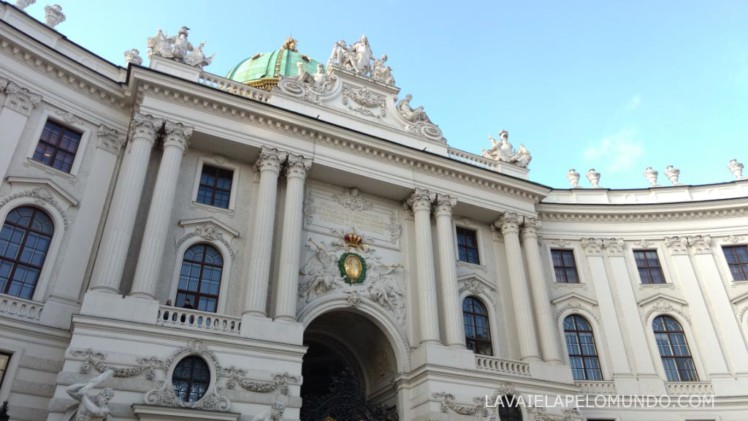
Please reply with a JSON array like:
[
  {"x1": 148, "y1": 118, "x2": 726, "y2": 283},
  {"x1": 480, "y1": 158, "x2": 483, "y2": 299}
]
[
  {"x1": 475, "y1": 355, "x2": 531, "y2": 377},
  {"x1": 157, "y1": 306, "x2": 241, "y2": 335},
  {"x1": 0, "y1": 294, "x2": 43, "y2": 321},
  {"x1": 198, "y1": 72, "x2": 271, "y2": 103},
  {"x1": 575, "y1": 380, "x2": 617, "y2": 395},
  {"x1": 666, "y1": 382, "x2": 713, "y2": 395}
]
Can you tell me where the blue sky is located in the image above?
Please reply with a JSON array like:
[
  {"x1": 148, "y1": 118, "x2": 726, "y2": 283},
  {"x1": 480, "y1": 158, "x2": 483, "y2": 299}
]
[{"x1": 18, "y1": 0, "x2": 748, "y2": 189}]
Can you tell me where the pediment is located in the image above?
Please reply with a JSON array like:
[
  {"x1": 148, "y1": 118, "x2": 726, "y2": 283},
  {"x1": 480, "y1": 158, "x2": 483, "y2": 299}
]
[
  {"x1": 637, "y1": 293, "x2": 687, "y2": 308},
  {"x1": 551, "y1": 292, "x2": 598, "y2": 307},
  {"x1": 6, "y1": 176, "x2": 78, "y2": 207},
  {"x1": 731, "y1": 290, "x2": 748, "y2": 306},
  {"x1": 457, "y1": 274, "x2": 495, "y2": 297},
  {"x1": 179, "y1": 217, "x2": 239, "y2": 238}
]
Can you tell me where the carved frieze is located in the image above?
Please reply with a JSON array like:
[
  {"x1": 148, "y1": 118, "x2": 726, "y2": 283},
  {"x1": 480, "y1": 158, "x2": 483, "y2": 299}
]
[
  {"x1": 0, "y1": 187, "x2": 71, "y2": 227},
  {"x1": 97, "y1": 124, "x2": 126, "y2": 154},
  {"x1": 342, "y1": 83, "x2": 386, "y2": 118},
  {"x1": 163, "y1": 121, "x2": 193, "y2": 150},
  {"x1": 3, "y1": 82, "x2": 41, "y2": 116}
]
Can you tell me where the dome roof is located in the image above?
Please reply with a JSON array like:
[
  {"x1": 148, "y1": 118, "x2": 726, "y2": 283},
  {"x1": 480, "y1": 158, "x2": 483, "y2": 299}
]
[{"x1": 225, "y1": 37, "x2": 323, "y2": 91}]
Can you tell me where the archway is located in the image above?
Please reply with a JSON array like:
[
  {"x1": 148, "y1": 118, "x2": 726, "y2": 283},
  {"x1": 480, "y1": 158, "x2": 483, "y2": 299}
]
[{"x1": 300, "y1": 310, "x2": 398, "y2": 421}]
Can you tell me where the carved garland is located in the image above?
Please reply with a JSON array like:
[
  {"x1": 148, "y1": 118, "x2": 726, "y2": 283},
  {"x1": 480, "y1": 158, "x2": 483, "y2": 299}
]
[{"x1": 433, "y1": 383, "x2": 518, "y2": 418}]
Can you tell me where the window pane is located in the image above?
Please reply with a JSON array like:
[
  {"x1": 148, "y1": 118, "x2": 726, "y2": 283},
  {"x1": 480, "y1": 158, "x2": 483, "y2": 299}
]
[{"x1": 463, "y1": 297, "x2": 492, "y2": 355}]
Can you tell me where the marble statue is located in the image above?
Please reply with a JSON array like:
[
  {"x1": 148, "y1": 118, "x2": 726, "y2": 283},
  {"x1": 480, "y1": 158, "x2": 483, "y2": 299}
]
[
  {"x1": 171, "y1": 26, "x2": 193, "y2": 60},
  {"x1": 371, "y1": 54, "x2": 395, "y2": 85},
  {"x1": 312, "y1": 64, "x2": 327, "y2": 88},
  {"x1": 481, "y1": 130, "x2": 531, "y2": 167},
  {"x1": 567, "y1": 169, "x2": 581, "y2": 188},
  {"x1": 183, "y1": 42, "x2": 214, "y2": 69},
  {"x1": 326, "y1": 35, "x2": 390, "y2": 80},
  {"x1": 511, "y1": 144, "x2": 532, "y2": 168},
  {"x1": 644, "y1": 167, "x2": 658, "y2": 187},
  {"x1": 327, "y1": 39, "x2": 350, "y2": 70},
  {"x1": 147, "y1": 29, "x2": 172, "y2": 59},
  {"x1": 396, "y1": 94, "x2": 431, "y2": 123},
  {"x1": 65, "y1": 369, "x2": 115, "y2": 421},
  {"x1": 146, "y1": 27, "x2": 214, "y2": 69},
  {"x1": 586, "y1": 168, "x2": 601, "y2": 188},
  {"x1": 123, "y1": 49, "x2": 143, "y2": 66},
  {"x1": 44, "y1": 4, "x2": 65, "y2": 28},
  {"x1": 15, "y1": 0, "x2": 35, "y2": 10},
  {"x1": 665, "y1": 165, "x2": 680, "y2": 185},
  {"x1": 496, "y1": 130, "x2": 514, "y2": 162},
  {"x1": 348, "y1": 35, "x2": 373, "y2": 75},
  {"x1": 728, "y1": 159, "x2": 744, "y2": 179},
  {"x1": 295, "y1": 62, "x2": 312, "y2": 84}
]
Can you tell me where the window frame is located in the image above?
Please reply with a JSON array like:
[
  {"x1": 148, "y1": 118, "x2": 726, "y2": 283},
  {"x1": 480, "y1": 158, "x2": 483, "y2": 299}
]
[
  {"x1": 0, "y1": 352, "x2": 11, "y2": 392},
  {"x1": 169, "y1": 235, "x2": 232, "y2": 314},
  {"x1": 652, "y1": 315, "x2": 699, "y2": 382},
  {"x1": 563, "y1": 314, "x2": 603, "y2": 381},
  {"x1": 633, "y1": 249, "x2": 667, "y2": 284},
  {"x1": 174, "y1": 243, "x2": 224, "y2": 313},
  {"x1": 171, "y1": 355, "x2": 211, "y2": 403},
  {"x1": 0, "y1": 206, "x2": 54, "y2": 300},
  {"x1": 722, "y1": 245, "x2": 748, "y2": 281},
  {"x1": 551, "y1": 249, "x2": 580, "y2": 284},
  {"x1": 24, "y1": 111, "x2": 91, "y2": 177},
  {"x1": 191, "y1": 157, "x2": 240, "y2": 212},
  {"x1": 455, "y1": 226, "x2": 481, "y2": 265},
  {"x1": 462, "y1": 296, "x2": 493, "y2": 356}
]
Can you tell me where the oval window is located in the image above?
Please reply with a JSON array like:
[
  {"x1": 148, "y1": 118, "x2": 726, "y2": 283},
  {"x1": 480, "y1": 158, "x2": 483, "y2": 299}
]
[{"x1": 172, "y1": 356, "x2": 210, "y2": 402}]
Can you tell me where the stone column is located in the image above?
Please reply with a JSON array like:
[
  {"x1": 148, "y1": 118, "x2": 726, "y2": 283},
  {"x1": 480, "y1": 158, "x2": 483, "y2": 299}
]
[
  {"x1": 521, "y1": 218, "x2": 562, "y2": 363},
  {"x1": 274, "y1": 154, "x2": 312, "y2": 321},
  {"x1": 495, "y1": 213, "x2": 540, "y2": 361},
  {"x1": 0, "y1": 80, "x2": 41, "y2": 180},
  {"x1": 89, "y1": 113, "x2": 162, "y2": 293},
  {"x1": 434, "y1": 194, "x2": 465, "y2": 347},
  {"x1": 406, "y1": 188, "x2": 440, "y2": 344},
  {"x1": 130, "y1": 122, "x2": 193, "y2": 299},
  {"x1": 243, "y1": 147, "x2": 287, "y2": 317}
]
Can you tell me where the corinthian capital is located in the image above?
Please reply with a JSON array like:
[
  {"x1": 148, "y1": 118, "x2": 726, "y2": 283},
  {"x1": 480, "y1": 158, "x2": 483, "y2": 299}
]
[
  {"x1": 405, "y1": 188, "x2": 435, "y2": 213},
  {"x1": 285, "y1": 153, "x2": 312, "y2": 178},
  {"x1": 163, "y1": 121, "x2": 193, "y2": 150},
  {"x1": 521, "y1": 217, "x2": 542, "y2": 239},
  {"x1": 663, "y1": 236, "x2": 689, "y2": 256},
  {"x1": 255, "y1": 146, "x2": 287, "y2": 174},
  {"x1": 4, "y1": 82, "x2": 41, "y2": 116},
  {"x1": 434, "y1": 194, "x2": 456, "y2": 216},
  {"x1": 580, "y1": 238, "x2": 603, "y2": 255},
  {"x1": 130, "y1": 113, "x2": 163, "y2": 144},
  {"x1": 688, "y1": 235, "x2": 712, "y2": 254},
  {"x1": 97, "y1": 124, "x2": 126, "y2": 154},
  {"x1": 494, "y1": 212, "x2": 522, "y2": 235}
]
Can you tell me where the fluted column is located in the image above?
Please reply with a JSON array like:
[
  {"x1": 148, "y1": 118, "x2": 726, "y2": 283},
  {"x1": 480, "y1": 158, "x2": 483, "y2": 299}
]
[
  {"x1": 274, "y1": 154, "x2": 312, "y2": 321},
  {"x1": 89, "y1": 113, "x2": 162, "y2": 293},
  {"x1": 406, "y1": 188, "x2": 440, "y2": 344},
  {"x1": 130, "y1": 122, "x2": 193, "y2": 299},
  {"x1": 521, "y1": 218, "x2": 562, "y2": 363},
  {"x1": 434, "y1": 194, "x2": 465, "y2": 347},
  {"x1": 243, "y1": 147, "x2": 287, "y2": 317},
  {"x1": 496, "y1": 213, "x2": 540, "y2": 361}
]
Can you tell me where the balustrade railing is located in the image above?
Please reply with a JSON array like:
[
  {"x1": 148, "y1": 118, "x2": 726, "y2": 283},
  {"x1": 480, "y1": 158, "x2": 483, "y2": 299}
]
[
  {"x1": 475, "y1": 355, "x2": 531, "y2": 377},
  {"x1": 447, "y1": 148, "x2": 499, "y2": 171},
  {"x1": 198, "y1": 72, "x2": 271, "y2": 103},
  {"x1": 0, "y1": 294, "x2": 42, "y2": 321},
  {"x1": 157, "y1": 306, "x2": 241, "y2": 335}
]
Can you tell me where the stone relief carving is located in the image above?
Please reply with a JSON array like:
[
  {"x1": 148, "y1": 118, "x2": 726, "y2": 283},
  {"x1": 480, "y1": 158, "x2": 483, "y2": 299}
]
[
  {"x1": 64, "y1": 369, "x2": 115, "y2": 421},
  {"x1": 278, "y1": 63, "x2": 337, "y2": 105},
  {"x1": 97, "y1": 124, "x2": 126, "y2": 154},
  {"x1": 663, "y1": 236, "x2": 689, "y2": 255},
  {"x1": 53, "y1": 109, "x2": 83, "y2": 127},
  {"x1": 395, "y1": 94, "x2": 445, "y2": 143},
  {"x1": 342, "y1": 83, "x2": 386, "y2": 118},
  {"x1": 147, "y1": 26, "x2": 214, "y2": 69},
  {"x1": 124, "y1": 49, "x2": 143, "y2": 65},
  {"x1": 251, "y1": 396, "x2": 287, "y2": 421},
  {"x1": 633, "y1": 239, "x2": 655, "y2": 248},
  {"x1": 4, "y1": 82, "x2": 42, "y2": 116},
  {"x1": 69, "y1": 340, "x2": 297, "y2": 413},
  {"x1": 554, "y1": 301, "x2": 600, "y2": 323},
  {"x1": 434, "y1": 383, "x2": 518, "y2": 418},
  {"x1": 481, "y1": 130, "x2": 532, "y2": 168},
  {"x1": 332, "y1": 187, "x2": 373, "y2": 212},
  {"x1": 725, "y1": 235, "x2": 744, "y2": 244},
  {"x1": 663, "y1": 235, "x2": 711, "y2": 255},
  {"x1": 175, "y1": 223, "x2": 237, "y2": 258},
  {"x1": 0, "y1": 187, "x2": 70, "y2": 227},
  {"x1": 371, "y1": 54, "x2": 395, "y2": 85},
  {"x1": 640, "y1": 298, "x2": 690, "y2": 324},
  {"x1": 298, "y1": 234, "x2": 405, "y2": 322}
]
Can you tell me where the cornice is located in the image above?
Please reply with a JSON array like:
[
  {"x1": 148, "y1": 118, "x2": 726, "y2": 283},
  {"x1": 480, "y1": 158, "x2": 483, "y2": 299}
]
[
  {"x1": 0, "y1": 21, "x2": 127, "y2": 109},
  {"x1": 538, "y1": 198, "x2": 748, "y2": 223},
  {"x1": 132, "y1": 70, "x2": 550, "y2": 205}
]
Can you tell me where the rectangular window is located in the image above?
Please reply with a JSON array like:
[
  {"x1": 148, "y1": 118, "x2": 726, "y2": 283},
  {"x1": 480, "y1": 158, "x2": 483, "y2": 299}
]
[
  {"x1": 32, "y1": 120, "x2": 82, "y2": 173},
  {"x1": 723, "y1": 245, "x2": 748, "y2": 280},
  {"x1": 552, "y1": 249, "x2": 579, "y2": 283},
  {"x1": 456, "y1": 227, "x2": 480, "y2": 264},
  {"x1": 196, "y1": 165, "x2": 233, "y2": 209},
  {"x1": 0, "y1": 352, "x2": 10, "y2": 389},
  {"x1": 634, "y1": 250, "x2": 666, "y2": 284}
]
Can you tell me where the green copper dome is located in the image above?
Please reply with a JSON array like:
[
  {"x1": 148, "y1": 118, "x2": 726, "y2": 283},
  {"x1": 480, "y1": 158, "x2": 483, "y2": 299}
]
[{"x1": 226, "y1": 37, "x2": 323, "y2": 91}]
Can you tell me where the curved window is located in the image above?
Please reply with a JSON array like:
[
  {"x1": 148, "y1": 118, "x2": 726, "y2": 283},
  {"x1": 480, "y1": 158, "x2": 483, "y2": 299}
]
[
  {"x1": 653, "y1": 315, "x2": 698, "y2": 381},
  {"x1": 0, "y1": 207, "x2": 53, "y2": 299},
  {"x1": 176, "y1": 244, "x2": 223, "y2": 312},
  {"x1": 497, "y1": 395, "x2": 522, "y2": 421},
  {"x1": 463, "y1": 297, "x2": 493, "y2": 356},
  {"x1": 564, "y1": 315, "x2": 603, "y2": 380},
  {"x1": 172, "y1": 356, "x2": 210, "y2": 402}
]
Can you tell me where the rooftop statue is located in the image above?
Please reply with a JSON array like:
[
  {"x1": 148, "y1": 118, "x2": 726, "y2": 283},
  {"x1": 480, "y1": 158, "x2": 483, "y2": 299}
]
[
  {"x1": 396, "y1": 94, "x2": 431, "y2": 124},
  {"x1": 327, "y1": 35, "x2": 394, "y2": 83},
  {"x1": 123, "y1": 49, "x2": 143, "y2": 66},
  {"x1": 371, "y1": 54, "x2": 395, "y2": 86},
  {"x1": 481, "y1": 130, "x2": 532, "y2": 168},
  {"x1": 146, "y1": 26, "x2": 214, "y2": 69}
]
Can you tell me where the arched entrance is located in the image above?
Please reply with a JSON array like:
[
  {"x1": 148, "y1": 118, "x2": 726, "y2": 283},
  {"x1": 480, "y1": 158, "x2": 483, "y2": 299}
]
[{"x1": 300, "y1": 310, "x2": 399, "y2": 421}]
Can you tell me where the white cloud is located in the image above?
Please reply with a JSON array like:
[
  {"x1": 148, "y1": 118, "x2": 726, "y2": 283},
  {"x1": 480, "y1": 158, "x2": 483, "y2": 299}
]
[
  {"x1": 583, "y1": 128, "x2": 643, "y2": 173},
  {"x1": 625, "y1": 94, "x2": 642, "y2": 111}
]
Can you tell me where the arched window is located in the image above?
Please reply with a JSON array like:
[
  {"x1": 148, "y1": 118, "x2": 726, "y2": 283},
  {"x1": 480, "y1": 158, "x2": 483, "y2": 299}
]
[
  {"x1": 653, "y1": 315, "x2": 698, "y2": 382},
  {"x1": 0, "y1": 206, "x2": 54, "y2": 299},
  {"x1": 563, "y1": 315, "x2": 603, "y2": 380},
  {"x1": 175, "y1": 244, "x2": 223, "y2": 312},
  {"x1": 497, "y1": 395, "x2": 522, "y2": 421},
  {"x1": 463, "y1": 296, "x2": 493, "y2": 355},
  {"x1": 172, "y1": 356, "x2": 210, "y2": 402}
]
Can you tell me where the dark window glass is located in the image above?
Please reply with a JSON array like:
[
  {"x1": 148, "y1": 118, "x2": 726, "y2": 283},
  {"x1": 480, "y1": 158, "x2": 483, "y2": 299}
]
[
  {"x1": 172, "y1": 356, "x2": 210, "y2": 403},
  {"x1": 0, "y1": 352, "x2": 10, "y2": 389},
  {"x1": 196, "y1": 165, "x2": 233, "y2": 209},
  {"x1": 32, "y1": 120, "x2": 82, "y2": 173},
  {"x1": 463, "y1": 297, "x2": 493, "y2": 356},
  {"x1": 653, "y1": 316, "x2": 698, "y2": 382},
  {"x1": 497, "y1": 394, "x2": 523, "y2": 421},
  {"x1": 456, "y1": 227, "x2": 480, "y2": 264},
  {"x1": 634, "y1": 250, "x2": 666, "y2": 284},
  {"x1": 0, "y1": 207, "x2": 53, "y2": 299},
  {"x1": 551, "y1": 249, "x2": 579, "y2": 283},
  {"x1": 723, "y1": 245, "x2": 748, "y2": 281},
  {"x1": 175, "y1": 244, "x2": 223, "y2": 312},
  {"x1": 564, "y1": 315, "x2": 603, "y2": 381}
]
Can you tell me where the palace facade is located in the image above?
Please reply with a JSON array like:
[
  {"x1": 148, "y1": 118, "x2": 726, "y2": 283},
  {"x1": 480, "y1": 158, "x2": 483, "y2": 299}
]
[{"x1": 1, "y1": 2, "x2": 748, "y2": 420}]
